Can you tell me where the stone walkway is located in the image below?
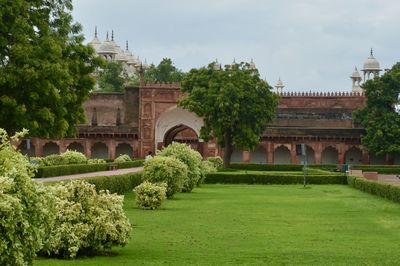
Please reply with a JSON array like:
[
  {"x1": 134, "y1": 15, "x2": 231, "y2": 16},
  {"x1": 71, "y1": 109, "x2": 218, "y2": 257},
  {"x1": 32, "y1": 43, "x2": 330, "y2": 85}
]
[
  {"x1": 34, "y1": 166, "x2": 144, "y2": 183},
  {"x1": 378, "y1": 174, "x2": 400, "y2": 186}
]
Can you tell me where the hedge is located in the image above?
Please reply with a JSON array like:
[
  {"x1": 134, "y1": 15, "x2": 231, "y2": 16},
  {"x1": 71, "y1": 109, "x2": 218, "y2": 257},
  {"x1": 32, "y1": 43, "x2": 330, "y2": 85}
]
[
  {"x1": 347, "y1": 175, "x2": 400, "y2": 203},
  {"x1": 351, "y1": 165, "x2": 400, "y2": 175},
  {"x1": 205, "y1": 172, "x2": 347, "y2": 185},
  {"x1": 34, "y1": 160, "x2": 145, "y2": 178},
  {"x1": 229, "y1": 163, "x2": 303, "y2": 171},
  {"x1": 85, "y1": 172, "x2": 143, "y2": 195}
]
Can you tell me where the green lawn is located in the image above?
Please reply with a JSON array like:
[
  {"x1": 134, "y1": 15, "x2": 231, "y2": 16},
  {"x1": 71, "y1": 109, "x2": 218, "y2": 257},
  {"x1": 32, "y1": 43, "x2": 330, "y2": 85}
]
[{"x1": 36, "y1": 184, "x2": 400, "y2": 265}]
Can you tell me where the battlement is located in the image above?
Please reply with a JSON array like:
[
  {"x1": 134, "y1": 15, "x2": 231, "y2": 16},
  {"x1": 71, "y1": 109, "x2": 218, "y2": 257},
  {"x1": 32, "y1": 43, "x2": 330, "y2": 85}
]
[
  {"x1": 140, "y1": 82, "x2": 181, "y2": 89},
  {"x1": 277, "y1": 91, "x2": 364, "y2": 97}
]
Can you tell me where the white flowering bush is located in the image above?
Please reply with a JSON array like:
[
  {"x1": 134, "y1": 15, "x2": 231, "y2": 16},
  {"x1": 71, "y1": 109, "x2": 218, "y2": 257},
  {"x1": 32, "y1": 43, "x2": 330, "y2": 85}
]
[
  {"x1": 60, "y1": 150, "x2": 87, "y2": 164},
  {"x1": 198, "y1": 160, "x2": 218, "y2": 185},
  {"x1": 207, "y1": 156, "x2": 223, "y2": 170},
  {"x1": 157, "y1": 142, "x2": 203, "y2": 192},
  {"x1": 134, "y1": 181, "x2": 167, "y2": 210},
  {"x1": 143, "y1": 155, "x2": 187, "y2": 198},
  {"x1": 114, "y1": 154, "x2": 132, "y2": 163},
  {"x1": 87, "y1": 158, "x2": 106, "y2": 164},
  {"x1": 0, "y1": 129, "x2": 56, "y2": 266},
  {"x1": 42, "y1": 180, "x2": 131, "y2": 258}
]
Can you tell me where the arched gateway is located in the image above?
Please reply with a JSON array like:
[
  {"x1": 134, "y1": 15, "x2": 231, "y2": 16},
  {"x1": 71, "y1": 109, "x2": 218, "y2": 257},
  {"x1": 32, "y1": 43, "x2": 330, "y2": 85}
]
[{"x1": 155, "y1": 107, "x2": 203, "y2": 151}]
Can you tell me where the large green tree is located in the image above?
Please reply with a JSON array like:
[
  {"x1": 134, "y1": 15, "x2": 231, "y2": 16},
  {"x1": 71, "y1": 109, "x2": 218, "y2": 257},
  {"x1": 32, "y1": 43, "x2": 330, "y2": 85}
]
[
  {"x1": 0, "y1": 0, "x2": 101, "y2": 138},
  {"x1": 354, "y1": 63, "x2": 400, "y2": 159},
  {"x1": 97, "y1": 61, "x2": 126, "y2": 92},
  {"x1": 144, "y1": 58, "x2": 184, "y2": 83},
  {"x1": 179, "y1": 62, "x2": 278, "y2": 167}
]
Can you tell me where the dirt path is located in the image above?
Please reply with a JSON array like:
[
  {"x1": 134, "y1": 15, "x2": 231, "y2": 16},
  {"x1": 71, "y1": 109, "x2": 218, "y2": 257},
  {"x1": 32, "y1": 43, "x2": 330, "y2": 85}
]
[
  {"x1": 34, "y1": 166, "x2": 144, "y2": 183},
  {"x1": 378, "y1": 174, "x2": 400, "y2": 186}
]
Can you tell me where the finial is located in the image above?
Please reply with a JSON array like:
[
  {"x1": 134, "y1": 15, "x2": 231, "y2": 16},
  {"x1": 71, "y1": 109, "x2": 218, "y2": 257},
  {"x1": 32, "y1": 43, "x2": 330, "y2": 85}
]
[
  {"x1": 251, "y1": 58, "x2": 254, "y2": 63},
  {"x1": 106, "y1": 31, "x2": 109, "y2": 41},
  {"x1": 354, "y1": 66, "x2": 358, "y2": 71},
  {"x1": 95, "y1": 26, "x2": 97, "y2": 38},
  {"x1": 370, "y1": 48, "x2": 373, "y2": 56},
  {"x1": 126, "y1": 40, "x2": 129, "y2": 51},
  {"x1": 111, "y1": 30, "x2": 114, "y2": 41},
  {"x1": 233, "y1": 58, "x2": 236, "y2": 64}
]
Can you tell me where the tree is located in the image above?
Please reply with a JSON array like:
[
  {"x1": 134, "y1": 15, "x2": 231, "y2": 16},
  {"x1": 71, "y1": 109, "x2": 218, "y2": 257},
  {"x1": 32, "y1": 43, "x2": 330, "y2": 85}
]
[
  {"x1": 0, "y1": 0, "x2": 101, "y2": 138},
  {"x1": 144, "y1": 58, "x2": 184, "y2": 83},
  {"x1": 354, "y1": 63, "x2": 400, "y2": 159},
  {"x1": 179, "y1": 62, "x2": 278, "y2": 168},
  {"x1": 97, "y1": 61, "x2": 126, "y2": 92}
]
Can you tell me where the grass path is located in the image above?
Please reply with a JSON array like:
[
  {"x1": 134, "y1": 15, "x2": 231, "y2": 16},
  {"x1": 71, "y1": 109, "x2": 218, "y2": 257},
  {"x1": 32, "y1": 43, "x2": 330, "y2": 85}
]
[{"x1": 36, "y1": 184, "x2": 400, "y2": 265}]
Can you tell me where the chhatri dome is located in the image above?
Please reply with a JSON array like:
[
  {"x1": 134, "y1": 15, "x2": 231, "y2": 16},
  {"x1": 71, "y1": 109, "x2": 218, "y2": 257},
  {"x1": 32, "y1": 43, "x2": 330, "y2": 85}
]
[{"x1": 362, "y1": 48, "x2": 382, "y2": 81}]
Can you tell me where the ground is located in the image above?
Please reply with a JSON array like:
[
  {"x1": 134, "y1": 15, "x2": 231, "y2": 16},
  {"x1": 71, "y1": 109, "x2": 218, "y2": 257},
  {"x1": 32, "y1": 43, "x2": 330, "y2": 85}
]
[{"x1": 36, "y1": 184, "x2": 400, "y2": 265}]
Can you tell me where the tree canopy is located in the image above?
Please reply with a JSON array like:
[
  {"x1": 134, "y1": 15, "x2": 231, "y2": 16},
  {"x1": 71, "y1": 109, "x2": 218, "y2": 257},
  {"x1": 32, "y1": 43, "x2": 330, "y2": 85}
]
[
  {"x1": 354, "y1": 62, "x2": 400, "y2": 157},
  {"x1": 179, "y1": 62, "x2": 278, "y2": 167},
  {"x1": 97, "y1": 61, "x2": 126, "y2": 92},
  {"x1": 144, "y1": 58, "x2": 184, "y2": 83},
  {"x1": 0, "y1": 0, "x2": 101, "y2": 138}
]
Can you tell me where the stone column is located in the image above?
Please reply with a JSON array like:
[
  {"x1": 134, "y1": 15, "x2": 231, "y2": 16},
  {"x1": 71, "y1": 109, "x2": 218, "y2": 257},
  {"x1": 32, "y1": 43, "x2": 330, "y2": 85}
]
[
  {"x1": 362, "y1": 149, "x2": 369, "y2": 164},
  {"x1": 84, "y1": 139, "x2": 92, "y2": 159},
  {"x1": 109, "y1": 139, "x2": 116, "y2": 160},
  {"x1": 267, "y1": 142, "x2": 274, "y2": 164},
  {"x1": 290, "y1": 143, "x2": 298, "y2": 164},
  {"x1": 338, "y1": 144, "x2": 345, "y2": 164},
  {"x1": 315, "y1": 143, "x2": 322, "y2": 165}
]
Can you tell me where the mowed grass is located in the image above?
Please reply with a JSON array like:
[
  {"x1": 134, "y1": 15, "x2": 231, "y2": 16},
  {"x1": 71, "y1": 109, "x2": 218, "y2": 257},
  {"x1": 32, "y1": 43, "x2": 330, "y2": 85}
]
[{"x1": 36, "y1": 184, "x2": 400, "y2": 265}]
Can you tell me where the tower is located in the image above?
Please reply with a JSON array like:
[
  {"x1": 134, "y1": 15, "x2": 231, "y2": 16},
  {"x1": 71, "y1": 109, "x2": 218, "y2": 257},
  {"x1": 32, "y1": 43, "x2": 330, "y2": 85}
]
[
  {"x1": 350, "y1": 67, "x2": 362, "y2": 93},
  {"x1": 275, "y1": 78, "x2": 285, "y2": 93},
  {"x1": 362, "y1": 49, "x2": 381, "y2": 81}
]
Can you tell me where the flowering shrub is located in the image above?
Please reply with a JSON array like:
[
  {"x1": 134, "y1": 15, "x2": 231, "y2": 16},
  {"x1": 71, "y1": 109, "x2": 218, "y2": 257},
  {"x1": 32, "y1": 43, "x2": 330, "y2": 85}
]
[
  {"x1": 207, "y1": 156, "x2": 223, "y2": 170},
  {"x1": 41, "y1": 154, "x2": 66, "y2": 166},
  {"x1": 42, "y1": 180, "x2": 131, "y2": 258},
  {"x1": 60, "y1": 150, "x2": 87, "y2": 164},
  {"x1": 114, "y1": 154, "x2": 132, "y2": 163},
  {"x1": 134, "y1": 181, "x2": 167, "y2": 210},
  {"x1": 157, "y1": 142, "x2": 203, "y2": 192},
  {"x1": 143, "y1": 155, "x2": 187, "y2": 198},
  {"x1": 87, "y1": 158, "x2": 107, "y2": 164},
  {"x1": 198, "y1": 160, "x2": 218, "y2": 185},
  {"x1": 0, "y1": 129, "x2": 55, "y2": 266}
]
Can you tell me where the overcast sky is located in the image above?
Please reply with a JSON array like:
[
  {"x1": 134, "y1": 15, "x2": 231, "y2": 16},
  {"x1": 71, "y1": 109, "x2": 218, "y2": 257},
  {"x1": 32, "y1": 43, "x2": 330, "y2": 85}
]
[{"x1": 71, "y1": 0, "x2": 400, "y2": 92}]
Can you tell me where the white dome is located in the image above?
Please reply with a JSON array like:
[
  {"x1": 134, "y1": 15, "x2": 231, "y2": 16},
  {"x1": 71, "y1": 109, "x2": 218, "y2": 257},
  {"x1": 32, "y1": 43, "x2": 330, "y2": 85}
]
[
  {"x1": 115, "y1": 48, "x2": 128, "y2": 62},
  {"x1": 363, "y1": 50, "x2": 380, "y2": 70},
  {"x1": 275, "y1": 78, "x2": 284, "y2": 88},
  {"x1": 98, "y1": 39, "x2": 118, "y2": 54},
  {"x1": 351, "y1": 67, "x2": 361, "y2": 78},
  {"x1": 88, "y1": 36, "x2": 101, "y2": 52}
]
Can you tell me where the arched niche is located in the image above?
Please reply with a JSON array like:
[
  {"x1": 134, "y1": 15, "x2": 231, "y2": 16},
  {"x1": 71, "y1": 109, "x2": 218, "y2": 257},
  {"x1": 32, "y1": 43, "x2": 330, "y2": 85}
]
[
  {"x1": 274, "y1": 145, "x2": 291, "y2": 165},
  {"x1": 91, "y1": 142, "x2": 109, "y2": 159},
  {"x1": 43, "y1": 142, "x2": 60, "y2": 156},
  {"x1": 250, "y1": 145, "x2": 267, "y2": 164},
  {"x1": 321, "y1": 146, "x2": 339, "y2": 164},
  {"x1": 67, "y1": 142, "x2": 84, "y2": 154},
  {"x1": 369, "y1": 153, "x2": 386, "y2": 165},
  {"x1": 18, "y1": 140, "x2": 36, "y2": 157},
  {"x1": 345, "y1": 147, "x2": 363, "y2": 164},
  {"x1": 231, "y1": 149, "x2": 243, "y2": 163},
  {"x1": 116, "y1": 143, "x2": 133, "y2": 158}
]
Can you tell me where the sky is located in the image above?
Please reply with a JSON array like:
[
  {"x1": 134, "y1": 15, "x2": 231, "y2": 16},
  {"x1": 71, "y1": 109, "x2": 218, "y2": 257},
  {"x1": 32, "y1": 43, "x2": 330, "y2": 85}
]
[{"x1": 71, "y1": 0, "x2": 400, "y2": 92}]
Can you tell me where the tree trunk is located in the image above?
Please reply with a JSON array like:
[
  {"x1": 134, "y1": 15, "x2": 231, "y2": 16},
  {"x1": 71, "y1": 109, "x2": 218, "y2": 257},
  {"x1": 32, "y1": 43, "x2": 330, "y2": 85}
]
[{"x1": 223, "y1": 130, "x2": 233, "y2": 168}]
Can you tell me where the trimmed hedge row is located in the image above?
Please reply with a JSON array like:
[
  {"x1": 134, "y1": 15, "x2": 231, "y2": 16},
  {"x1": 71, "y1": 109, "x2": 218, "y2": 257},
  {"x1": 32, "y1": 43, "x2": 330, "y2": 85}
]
[
  {"x1": 351, "y1": 165, "x2": 400, "y2": 174},
  {"x1": 229, "y1": 163, "x2": 303, "y2": 171},
  {"x1": 205, "y1": 172, "x2": 347, "y2": 185},
  {"x1": 85, "y1": 172, "x2": 143, "y2": 195},
  {"x1": 347, "y1": 175, "x2": 400, "y2": 203},
  {"x1": 34, "y1": 160, "x2": 145, "y2": 178}
]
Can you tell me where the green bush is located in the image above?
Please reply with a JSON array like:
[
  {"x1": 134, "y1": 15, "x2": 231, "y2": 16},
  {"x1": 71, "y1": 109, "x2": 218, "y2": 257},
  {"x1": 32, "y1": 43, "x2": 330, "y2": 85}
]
[
  {"x1": 41, "y1": 180, "x2": 131, "y2": 258},
  {"x1": 205, "y1": 172, "x2": 347, "y2": 185},
  {"x1": 41, "y1": 154, "x2": 66, "y2": 166},
  {"x1": 143, "y1": 156, "x2": 187, "y2": 198},
  {"x1": 114, "y1": 160, "x2": 145, "y2": 169},
  {"x1": 0, "y1": 129, "x2": 55, "y2": 265},
  {"x1": 199, "y1": 160, "x2": 217, "y2": 186},
  {"x1": 86, "y1": 172, "x2": 143, "y2": 195},
  {"x1": 347, "y1": 175, "x2": 400, "y2": 203},
  {"x1": 207, "y1": 156, "x2": 223, "y2": 170},
  {"x1": 60, "y1": 150, "x2": 87, "y2": 164},
  {"x1": 35, "y1": 163, "x2": 109, "y2": 178},
  {"x1": 351, "y1": 165, "x2": 400, "y2": 174},
  {"x1": 87, "y1": 158, "x2": 106, "y2": 164},
  {"x1": 157, "y1": 142, "x2": 203, "y2": 192},
  {"x1": 134, "y1": 181, "x2": 167, "y2": 210},
  {"x1": 229, "y1": 163, "x2": 303, "y2": 171},
  {"x1": 114, "y1": 154, "x2": 132, "y2": 163}
]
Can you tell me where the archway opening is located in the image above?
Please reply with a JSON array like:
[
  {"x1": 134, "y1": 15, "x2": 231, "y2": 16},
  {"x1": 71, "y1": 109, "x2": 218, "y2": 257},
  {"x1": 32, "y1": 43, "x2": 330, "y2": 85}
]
[
  {"x1": 322, "y1": 146, "x2": 339, "y2": 164},
  {"x1": 18, "y1": 140, "x2": 36, "y2": 157},
  {"x1": 163, "y1": 124, "x2": 199, "y2": 151},
  {"x1": 345, "y1": 147, "x2": 363, "y2": 164},
  {"x1": 231, "y1": 149, "x2": 243, "y2": 163},
  {"x1": 43, "y1": 142, "x2": 59, "y2": 156},
  {"x1": 91, "y1": 142, "x2": 109, "y2": 159},
  {"x1": 274, "y1": 145, "x2": 291, "y2": 164},
  {"x1": 67, "y1": 142, "x2": 84, "y2": 154},
  {"x1": 116, "y1": 143, "x2": 133, "y2": 158},
  {"x1": 305, "y1": 145, "x2": 315, "y2": 164},
  {"x1": 250, "y1": 145, "x2": 267, "y2": 163}
]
